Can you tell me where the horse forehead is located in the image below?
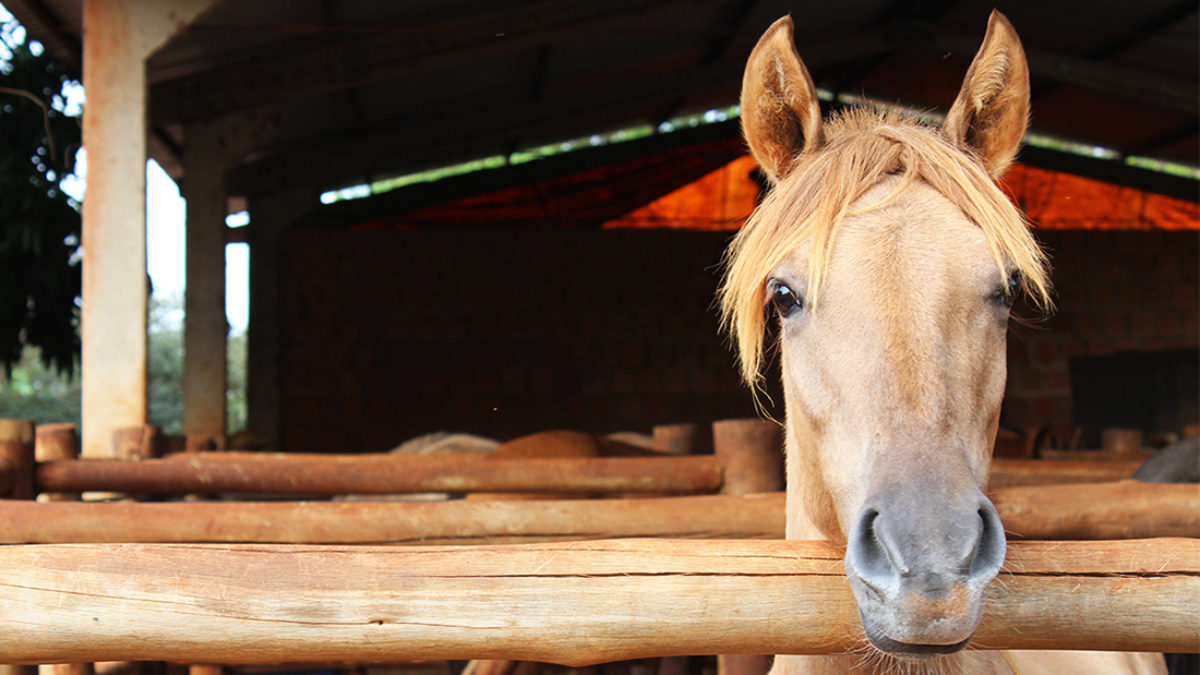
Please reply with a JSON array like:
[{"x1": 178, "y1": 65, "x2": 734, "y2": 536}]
[{"x1": 826, "y1": 181, "x2": 994, "y2": 301}]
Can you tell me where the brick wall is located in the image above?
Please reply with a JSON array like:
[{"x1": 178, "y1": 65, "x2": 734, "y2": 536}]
[
  {"x1": 278, "y1": 227, "x2": 1198, "y2": 452},
  {"x1": 278, "y1": 228, "x2": 758, "y2": 451},
  {"x1": 1003, "y1": 230, "x2": 1199, "y2": 443}
]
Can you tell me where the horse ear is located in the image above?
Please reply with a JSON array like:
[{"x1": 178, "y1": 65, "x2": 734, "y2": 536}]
[
  {"x1": 943, "y1": 10, "x2": 1030, "y2": 178},
  {"x1": 741, "y1": 16, "x2": 823, "y2": 183}
]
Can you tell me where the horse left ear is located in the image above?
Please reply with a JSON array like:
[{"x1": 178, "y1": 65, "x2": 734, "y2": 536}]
[
  {"x1": 943, "y1": 10, "x2": 1030, "y2": 178},
  {"x1": 740, "y1": 16, "x2": 823, "y2": 183}
]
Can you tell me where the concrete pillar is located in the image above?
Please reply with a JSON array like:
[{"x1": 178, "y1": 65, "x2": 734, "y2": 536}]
[
  {"x1": 181, "y1": 113, "x2": 275, "y2": 447},
  {"x1": 79, "y1": 0, "x2": 220, "y2": 458},
  {"x1": 246, "y1": 188, "x2": 314, "y2": 449},
  {"x1": 181, "y1": 121, "x2": 229, "y2": 447}
]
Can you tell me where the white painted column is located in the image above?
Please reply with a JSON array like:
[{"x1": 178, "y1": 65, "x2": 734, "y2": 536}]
[
  {"x1": 79, "y1": 0, "x2": 221, "y2": 458},
  {"x1": 182, "y1": 113, "x2": 277, "y2": 447}
]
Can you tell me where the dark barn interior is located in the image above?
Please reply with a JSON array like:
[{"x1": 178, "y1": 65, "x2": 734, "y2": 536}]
[{"x1": 8, "y1": 0, "x2": 1198, "y2": 453}]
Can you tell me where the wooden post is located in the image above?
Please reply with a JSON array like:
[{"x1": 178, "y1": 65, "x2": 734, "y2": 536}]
[
  {"x1": 0, "y1": 420, "x2": 35, "y2": 675},
  {"x1": 87, "y1": 425, "x2": 163, "y2": 501},
  {"x1": 0, "y1": 420, "x2": 35, "y2": 500},
  {"x1": 35, "y1": 424, "x2": 81, "y2": 502},
  {"x1": 652, "y1": 423, "x2": 705, "y2": 456},
  {"x1": 0, "y1": 539, "x2": 1194, "y2": 664},
  {"x1": 112, "y1": 425, "x2": 164, "y2": 461},
  {"x1": 711, "y1": 419, "x2": 778, "y2": 675},
  {"x1": 713, "y1": 419, "x2": 783, "y2": 495}
]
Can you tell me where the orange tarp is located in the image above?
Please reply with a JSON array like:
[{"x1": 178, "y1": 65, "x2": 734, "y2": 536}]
[
  {"x1": 1001, "y1": 164, "x2": 1198, "y2": 230},
  {"x1": 605, "y1": 156, "x2": 1199, "y2": 231}
]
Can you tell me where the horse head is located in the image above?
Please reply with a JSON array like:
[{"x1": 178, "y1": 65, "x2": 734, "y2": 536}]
[{"x1": 723, "y1": 11, "x2": 1051, "y2": 662}]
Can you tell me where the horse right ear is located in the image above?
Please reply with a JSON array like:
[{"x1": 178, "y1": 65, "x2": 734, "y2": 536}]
[{"x1": 741, "y1": 16, "x2": 823, "y2": 183}]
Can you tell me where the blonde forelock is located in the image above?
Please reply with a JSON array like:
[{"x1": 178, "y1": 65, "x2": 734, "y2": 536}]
[{"x1": 719, "y1": 108, "x2": 1052, "y2": 388}]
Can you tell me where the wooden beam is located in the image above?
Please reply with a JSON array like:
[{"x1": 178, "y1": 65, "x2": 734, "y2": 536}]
[
  {"x1": 23, "y1": 453, "x2": 1146, "y2": 499},
  {"x1": 35, "y1": 453, "x2": 725, "y2": 497},
  {"x1": 2, "y1": 480, "x2": 1194, "y2": 544},
  {"x1": 989, "y1": 458, "x2": 1142, "y2": 488},
  {"x1": 0, "y1": 493, "x2": 783, "y2": 545},
  {"x1": 0, "y1": 539, "x2": 1194, "y2": 664},
  {"x1": 149, "y1": 0, "x2": 684, "y2": 124},
  {"x1": 232, "y1": 57, "x2": 747, "y2": 197}
]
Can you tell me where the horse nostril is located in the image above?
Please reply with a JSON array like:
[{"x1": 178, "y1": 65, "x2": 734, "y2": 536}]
[
  {"x1": 968, "y1": 500, "x2": 1006, "y2": 581},
  {"x1": 848, "y1": 507, "x2": 898, "y2": 593}
]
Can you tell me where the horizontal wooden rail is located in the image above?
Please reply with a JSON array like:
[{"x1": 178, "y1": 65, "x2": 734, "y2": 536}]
[
  {"x1": 12, "y1": 453, "x2": 1145, "y2": 498},
  {"x1": 34, "y1": 452, "x2": 724, "y2": 496},
  {"x1": 1, "y1": 481, "x2": 1195, "y2": 544},
  {"x1": 0, "y1": 494, "x2": 782, "y2": 544},
  {"x1": 988, "y1": 458, "x2": 1142, "y2": 488},
  {"x1": 0, "y1": 539, "x2": 1195, "y2": 664},
  {"x1": 991, "y1": 480, "x2": 1200, "y2": 539}
]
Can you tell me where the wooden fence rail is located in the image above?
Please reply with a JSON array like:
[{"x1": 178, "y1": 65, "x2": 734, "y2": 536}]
[
  {"x1": 0, "y1": 539, "x2": 1195, "y2": 665},
  {"x1": 0, "y1": 481, "x2": 1194, "y2": 544},
  {"x1": 33, "y1": 453, "x2": 725, "y2": 496},
  {"x1": 0, "y1": 453, "x2": 1146, "y2": 499}
]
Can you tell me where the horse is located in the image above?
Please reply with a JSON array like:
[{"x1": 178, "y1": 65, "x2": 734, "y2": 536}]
[{"x1": 720, "y1": 11, "x2": 1166, "y2": 674}]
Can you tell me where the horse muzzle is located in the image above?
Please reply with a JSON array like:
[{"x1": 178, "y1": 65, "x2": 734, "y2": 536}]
[{"x1": 843, "y1": 488, "x2": 1006, "y2": 659}]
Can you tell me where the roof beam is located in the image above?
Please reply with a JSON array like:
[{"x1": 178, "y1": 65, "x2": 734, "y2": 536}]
[
  {"x1": 231, "y1": 57, "x2": 745, "y2": 196},
  {"x1": 149, "y1": 0, "x2": 684, "y2": 124},
  {"x1": 230, "y1": 29, "x2": 907, "y2": 197},
  {"x1": 1031, "y1": 1, "x2": 1199, "y2": 104}
]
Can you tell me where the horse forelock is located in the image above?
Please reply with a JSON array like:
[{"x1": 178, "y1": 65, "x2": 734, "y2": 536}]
[{"x1": 719, "y1": 108, "x2": 1052, "y2": 388}]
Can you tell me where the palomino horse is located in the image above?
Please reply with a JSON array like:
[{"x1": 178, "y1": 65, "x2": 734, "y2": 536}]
[{"x1": 721, "y1": 11, "x2": 1165, "y2": 675}]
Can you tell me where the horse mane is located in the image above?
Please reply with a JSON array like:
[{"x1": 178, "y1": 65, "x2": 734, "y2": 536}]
[{"x1": 719, "y1": 108, "x2": 1053, "y2": 387}]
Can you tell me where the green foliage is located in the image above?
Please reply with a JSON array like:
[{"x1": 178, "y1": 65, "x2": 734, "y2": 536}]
[
  {"x1": 0, "y1": 21, "x2": 82, "y2": 376},
  {"x1": 1, "y1": 292, "x2": 248, "y2": 434}
]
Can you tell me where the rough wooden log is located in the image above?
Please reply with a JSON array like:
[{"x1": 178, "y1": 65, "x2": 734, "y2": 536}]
[
  {"x1": 988, "y1": 458, "x2": 1142, "y2": 488},
  {"x1": 0, "y1": 420, "x2": 35, "y2": 500},
  {"x1": 652, "y1": 423, "x2": 704, "y2": 455},
  {"x1": 712, "y1": 419, "x2": 783, "y2": 495},
  {"x1": 32, "y1": 452, "x2": 1145, "y2": 497},
  {"x1": 2, "y1": 480, "x2": 1194, "y2": 544},
  {"x1": 0, "y1": 494, "x2": 783, "y2": 544},
  {"x1": 34, "y1": 424, "x2": 80, "y2": 502},
  {"x1": 993, "y1": 480, "x2": 1200, "y2": 539},
  {"x1": 0, "y1": 539, "x2": 1194, "y2": 665},
  {"x1": 35, "y1": 453, "x2": 724, "y2": 496},
  {"x1": 0, "y1": 422, "x2": 35, "y2": 675}
]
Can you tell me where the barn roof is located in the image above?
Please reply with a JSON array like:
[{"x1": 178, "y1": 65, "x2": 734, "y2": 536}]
[{"x1": 7, "y1": 0, "x2": 1197, "y2": 203}]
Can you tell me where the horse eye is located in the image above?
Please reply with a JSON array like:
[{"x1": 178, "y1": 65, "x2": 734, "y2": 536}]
[
  {"x1": 769, "y1": 280, "x2": 803, "y2": 317},
  {"x1": 993, "y1": 271, "x2": 1021, "y2": 308}
]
